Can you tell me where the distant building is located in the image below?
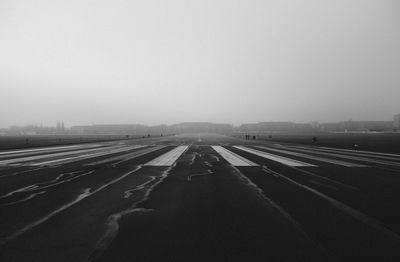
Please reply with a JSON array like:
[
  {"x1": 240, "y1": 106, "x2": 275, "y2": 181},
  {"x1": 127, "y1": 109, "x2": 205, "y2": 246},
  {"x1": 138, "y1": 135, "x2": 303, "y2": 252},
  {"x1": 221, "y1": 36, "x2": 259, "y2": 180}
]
[
  {"x1": 170, "y1": 122, "x2": 233, "y2": 134},
  {"x1": 239, "y1": 122, "x2": 314, "y2": 134},
  {"x1": 321, "y1": 121, "x2": 393, "y2": 132},
  {"x1": 394, "y1": 114, "x2": 400, "y2": 129},
  {"x1": 70, "y1": 123, "x2": 233, "y2": 135}
]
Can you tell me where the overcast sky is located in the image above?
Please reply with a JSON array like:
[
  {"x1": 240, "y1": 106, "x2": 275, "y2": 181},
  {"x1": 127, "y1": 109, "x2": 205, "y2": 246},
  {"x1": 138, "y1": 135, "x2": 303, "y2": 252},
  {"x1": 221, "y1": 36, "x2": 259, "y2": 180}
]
[{"x1": 1, "y1": 0, "x2": 399, "y2": 127}]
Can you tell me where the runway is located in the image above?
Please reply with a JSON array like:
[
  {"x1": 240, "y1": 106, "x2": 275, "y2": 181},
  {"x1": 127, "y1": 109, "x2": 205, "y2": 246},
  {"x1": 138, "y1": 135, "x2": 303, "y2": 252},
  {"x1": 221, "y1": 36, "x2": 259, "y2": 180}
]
[{"x1": 1, "y1": 133, "x2": 400, "y2": 261}]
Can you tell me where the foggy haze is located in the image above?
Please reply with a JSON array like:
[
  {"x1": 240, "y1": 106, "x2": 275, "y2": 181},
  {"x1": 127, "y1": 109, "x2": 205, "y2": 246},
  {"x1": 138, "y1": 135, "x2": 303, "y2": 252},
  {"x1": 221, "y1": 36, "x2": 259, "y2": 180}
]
[{"x1": 1, "y1": 0, "x2": 400, "y2": 128}]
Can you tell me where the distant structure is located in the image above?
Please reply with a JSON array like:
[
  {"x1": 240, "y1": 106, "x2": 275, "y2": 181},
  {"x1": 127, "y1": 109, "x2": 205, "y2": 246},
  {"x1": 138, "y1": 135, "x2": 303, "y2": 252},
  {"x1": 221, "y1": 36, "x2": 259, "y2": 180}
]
[
  {"x1": 321, "y1": 121, "x2": 393, "y2": 132},
  {"x1": 239, "y1": 122, "x2": 315, "y2": 134},
  {"x1": 70, "y1": 122, "x2": 233, "y2": 135},
  {"x1": 171, "y1": 122, "x2": 233, "y2": 134},
  {"x1": 394, "y1": 114, "x2": 400, "y2": 129},
  {"x1": 56, "y1": 121, "x2": 65, "y2": 133},
  {"x1": 2, "y1": 116, "x2": 399, "y2": 136}
]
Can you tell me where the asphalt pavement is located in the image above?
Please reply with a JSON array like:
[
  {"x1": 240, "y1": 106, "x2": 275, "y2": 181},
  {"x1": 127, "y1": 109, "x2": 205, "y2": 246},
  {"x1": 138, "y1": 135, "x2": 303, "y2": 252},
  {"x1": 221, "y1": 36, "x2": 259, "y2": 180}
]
[{"x1": 1, "y1": 133, "x2": 400, "y2": 261}]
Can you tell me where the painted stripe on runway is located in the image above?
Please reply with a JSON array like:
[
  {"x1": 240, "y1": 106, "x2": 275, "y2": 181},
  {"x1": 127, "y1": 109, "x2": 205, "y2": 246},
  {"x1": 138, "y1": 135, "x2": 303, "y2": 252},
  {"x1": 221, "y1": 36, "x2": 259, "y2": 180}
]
[
  {"x1": 86, "y1": 146, "x2": 165, "y2": 166},
  {"x1": 254, "y1": 146, "x2": 367, "y2": 167},
  {"x1": 211, "y1": 146, "x2": 258, "y2": 166},
  {"x1": 0, "y1": 145, "x2": 124, "y2": 166},
  {"x1": 29, "y1": 145, "x2": 147, "y2": 166},
  {"x1": 295, "y1": 146, "x2": 400, "y2": 161},
  {"x1": 318, "y1": 146, "x2": 400, "y2": 158},
  {"x1": 0, "y1": 144, "x2": 102, "y2": 156},
  {"x1": 144, "y1": 145, "x2": 189, "y2": 166},
  {"x1": 234, "y1": 146, "x2": 316, "y2": 167},
  {"x1": 287, "y1": 147, "x2": 400, "y2": 167}
]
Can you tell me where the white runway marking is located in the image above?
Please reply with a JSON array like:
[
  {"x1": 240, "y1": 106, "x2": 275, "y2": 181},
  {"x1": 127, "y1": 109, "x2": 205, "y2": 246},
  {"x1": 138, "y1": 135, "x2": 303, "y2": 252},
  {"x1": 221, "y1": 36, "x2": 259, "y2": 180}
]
[
  {"x1": 29, "y1": 145, "x2": 147, "y2": 166},
  {"x1": 0, "y1": 144, "x2": 101, "y2": 156},
  {"x1": 234, "y1": 146, "x2": 316, "y2": 167},
  {"x1": 295, "y1": 146, "x2": 400, "y2": 161},
  {"x1": 0, "y1": 145, "x2": 124, "y2": 166},
  {"x1": 255, "y1": 146, "x2": 367, "y2": 167},
  {"x1": 144, "y1": 145, "x2": 189, "y2": 166},
  {"x1": 211, "y1": 146, "x2": 258, "y2": 166},
  {"x1": 288, "y1": 147, "x2": 400, "y2": 167},
  {"x1": 86, "y1": 146, "x2": 165, "y2": 166},
  {"x1": 318, "y1": 146, "x2": 400, "y2": 158}
]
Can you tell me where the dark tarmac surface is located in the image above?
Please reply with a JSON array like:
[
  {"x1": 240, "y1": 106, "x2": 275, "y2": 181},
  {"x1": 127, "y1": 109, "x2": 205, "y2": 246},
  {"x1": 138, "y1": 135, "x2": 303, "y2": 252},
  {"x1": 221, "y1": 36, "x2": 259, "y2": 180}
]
[{"x1": 1, "y1": 133, "x2": 400, "y2": 261}]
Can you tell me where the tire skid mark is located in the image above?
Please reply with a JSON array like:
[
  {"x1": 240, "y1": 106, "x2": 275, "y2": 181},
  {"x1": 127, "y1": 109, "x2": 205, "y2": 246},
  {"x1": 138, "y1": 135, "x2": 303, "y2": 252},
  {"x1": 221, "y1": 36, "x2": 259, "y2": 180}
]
[
  {"x1": 187, "y1": 152, "x2": 202, "y2": 166},
  {"x1": 123, "y1": 176, "x2": 157, "y2": 199},
  {"x1": 187, "y1": 169, "x2": 213, "y2": 181},
  {"x1": 0, "y1": 170, "x2": 95, "y2": 205},
  {"x1": 230, "y1": 166, "x2": 330, "y2": 255},
  {"x1": 0, "y1": 167, "x2": 49, "y2": 179},
  {"x1": 88, "y1": 164, "x2": 176, "y2": 261},
  {"x1": 204, "y1": 161, "x2": 213, "y2": 167},
  {"x1": 310, "y1": 180, "x2": 339, "y2": 191},
  {"x1": 289, "y1": 165, "x2": 360, "y2": 192},
  {"x1": 209, "y1": 154, "x2": 220, "y2": 162},
  {"x1": 262, "y1": 166, "x2": 400, "y2": 244},
  {"x1": 0, "y1": 166, "x2": 143, "y2": 247},
  {"x1": 1, "y1": 191, "x2": 46, "y2": 206}
]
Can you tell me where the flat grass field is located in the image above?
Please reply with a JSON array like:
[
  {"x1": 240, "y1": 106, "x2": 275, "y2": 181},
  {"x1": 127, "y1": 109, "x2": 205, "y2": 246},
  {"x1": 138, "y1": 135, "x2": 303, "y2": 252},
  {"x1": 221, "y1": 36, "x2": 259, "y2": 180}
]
[
  {"x1": 0, "y1": 134, "x2": 144, "y2": 150},
  {"x1": 255, "y1": 132, "x2": 400, "y2": 154}
]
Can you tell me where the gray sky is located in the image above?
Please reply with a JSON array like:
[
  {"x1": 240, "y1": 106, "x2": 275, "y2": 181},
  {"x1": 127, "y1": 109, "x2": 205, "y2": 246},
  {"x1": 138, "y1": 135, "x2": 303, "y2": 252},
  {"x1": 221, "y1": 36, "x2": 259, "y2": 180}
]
[{"x1": 1, "y1": 0, "x2": 400, "y2": 127}]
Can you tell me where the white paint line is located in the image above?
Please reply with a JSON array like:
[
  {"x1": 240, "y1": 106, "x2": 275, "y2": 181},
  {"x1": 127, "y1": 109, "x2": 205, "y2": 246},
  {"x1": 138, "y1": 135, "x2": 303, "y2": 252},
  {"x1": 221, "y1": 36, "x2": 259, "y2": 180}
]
[
  {"x1": 289, "y1": 147, "x2": 400, "y2": 167},
  {"x1": 234, "y1": 146, "x2": 316, "y2": 167},
  {"x1": 144, "y1": 145, "x2": 189, "y2": 166},
  {"x1": 296, "y1": 146, "x2": 400, "y2": 161},
  {"x1": 211, "y1": 146, "x2": 258, "y2": 166},
  {"x1": 29, "y1": 145, "x2": 147, "y2": 166},
  {"x1": 318, "y1": 146, "x2": 400, "y2": 158},
  {"x1": 0, "y1": 145, "x2": 124, "y2": 165},
  {"x1": 0, "y1": 144, "x2": 102, "y2": 156},
  {"x1": 86, "y1": 146, "x2": 165, "y2": 166},
  {"x1": 255, "y1": 146, "x2": 367, "y2": 167}
]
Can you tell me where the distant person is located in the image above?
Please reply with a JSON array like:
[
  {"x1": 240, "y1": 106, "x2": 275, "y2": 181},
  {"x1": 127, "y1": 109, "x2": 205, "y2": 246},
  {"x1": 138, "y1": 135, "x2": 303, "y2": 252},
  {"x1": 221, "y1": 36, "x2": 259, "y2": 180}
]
[
  {"x1": 253, "y1": 135, "x2": 256, "y2": 140},
  {"x1": 354, "y1": 143, "x2": 359, "y2": 150},
  {"x1": 312, "y1": 136, "x2": 317, "y2": 143},
  {"x1": 147, "y1": 134, "x2": 151, "y2": 138}
]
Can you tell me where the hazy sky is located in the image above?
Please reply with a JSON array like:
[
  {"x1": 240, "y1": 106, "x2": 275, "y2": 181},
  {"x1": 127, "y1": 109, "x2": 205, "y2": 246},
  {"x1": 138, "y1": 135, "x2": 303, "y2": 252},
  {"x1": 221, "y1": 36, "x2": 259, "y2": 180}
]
[{"x1": 1, "y1": 0, "x2": 400, "y2": 127}]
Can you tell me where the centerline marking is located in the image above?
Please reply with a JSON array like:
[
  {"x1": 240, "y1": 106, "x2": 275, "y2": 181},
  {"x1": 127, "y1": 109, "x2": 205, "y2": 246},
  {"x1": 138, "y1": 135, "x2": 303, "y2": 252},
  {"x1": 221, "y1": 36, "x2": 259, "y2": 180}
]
[
  {"x1": 234, "y1": 146, "x2": 316, "y2": 167},
  {"x1": 144, "y1": 145, "x2": 189, "y2": 166},
  {"x1": 211, "y1": 146, "x2": 258, "y2": 166}
]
